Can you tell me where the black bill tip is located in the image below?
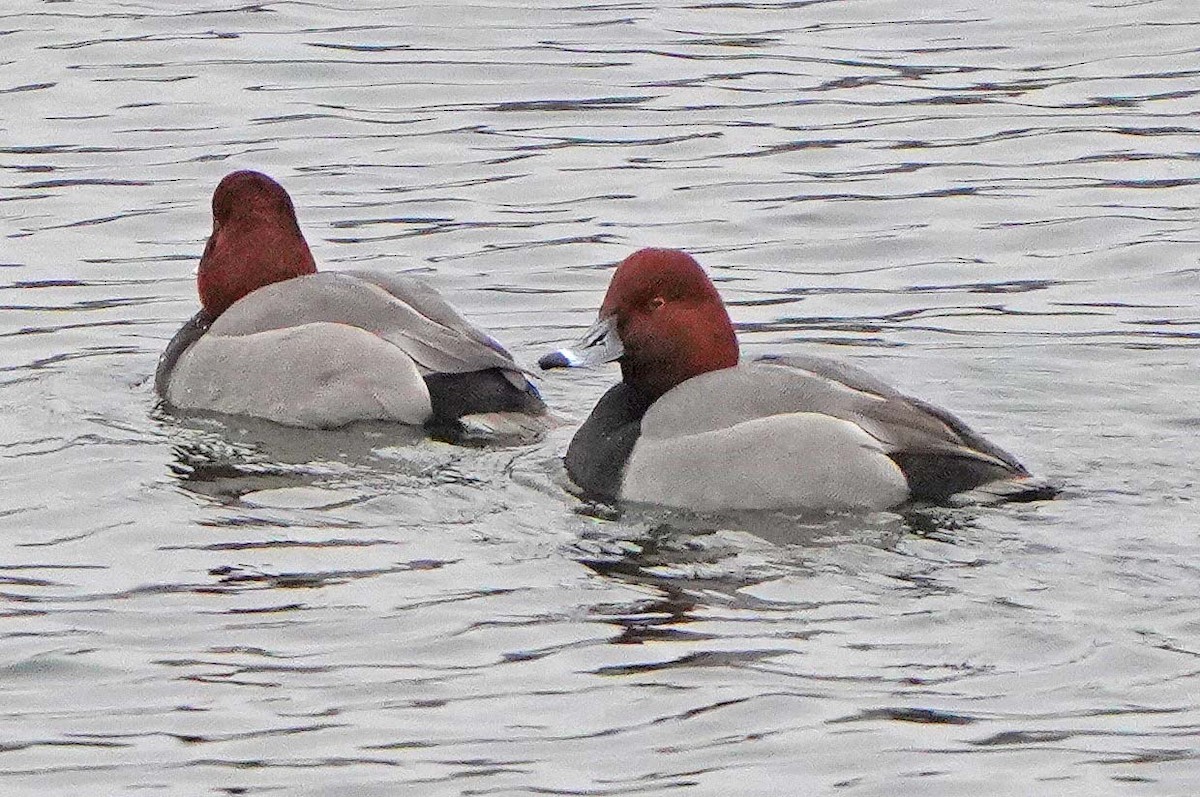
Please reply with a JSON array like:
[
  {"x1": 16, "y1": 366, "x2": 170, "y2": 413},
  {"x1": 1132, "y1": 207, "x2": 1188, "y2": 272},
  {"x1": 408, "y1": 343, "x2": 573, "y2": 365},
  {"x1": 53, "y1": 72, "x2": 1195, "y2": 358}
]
[{"x1": 538, "y1": 350, "x2": 572, "y2": 370}]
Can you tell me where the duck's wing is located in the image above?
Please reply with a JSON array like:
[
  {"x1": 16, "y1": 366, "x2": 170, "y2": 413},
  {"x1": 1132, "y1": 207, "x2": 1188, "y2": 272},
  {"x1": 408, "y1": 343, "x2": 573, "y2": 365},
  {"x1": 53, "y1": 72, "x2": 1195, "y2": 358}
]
[
  {"x1": 346, "y1": 270, "x2": 518, "y2": 361},
  {"x1": 760, "y1": 354, "x2": 1025, "y2": 470},
  {"x1": 641, "y1": 354, "x2": 1031, "y2": 501},
  {"x1": 208, "y1": 271, "x2": 526, "y2": 377}
]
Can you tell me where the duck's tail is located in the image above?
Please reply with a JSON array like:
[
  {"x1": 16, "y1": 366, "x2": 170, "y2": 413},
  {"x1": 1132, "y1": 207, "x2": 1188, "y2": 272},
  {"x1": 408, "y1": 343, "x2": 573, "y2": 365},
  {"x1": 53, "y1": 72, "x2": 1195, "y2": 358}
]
[
  {"x1": 947, "y1": 474, "x2": 1061, "y2": 507},
  {"x1": 430, "y1": 410, "x2": 553, "y2": 447}
]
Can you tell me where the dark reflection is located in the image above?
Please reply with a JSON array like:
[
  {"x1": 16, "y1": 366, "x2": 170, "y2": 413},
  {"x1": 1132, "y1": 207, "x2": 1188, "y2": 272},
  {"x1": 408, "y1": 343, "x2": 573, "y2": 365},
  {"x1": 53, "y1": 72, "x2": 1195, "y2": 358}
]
[
  {"x1": 586, "y1": 592, "x2": 717, "y2": 647},
  {"x1": 592, "y1": 648, "x2": 790, "y2": 676},
  {"x1": 971, "y1": 729, "x2": 1076, "y2": 746},
  {"x1": 575, "y1": 501, "x2": 910, "y2": 557},
  {"x1": 167, "y1": 444, "x2": 331, "y2": 504},
  {"x1": 564, "y1": 503, "x2": 926, "y2": 654},
  {"x1": 568, "y1": 500, "x2": 988, "y2": 636},
  {"x1": 0, "y1": 559, "x2": 454, "y2": 604},
  {"x1": 156, "y1": 404, "x2": 424, "y2": 464},
  {"x1": 153, "y1": 403, "x2": 511, "y2": 503},
  {"x1": 161, "y1": 722, "x2": 347, "y2": 745},
  {"x1": 832, "y1": 706, "x2": 978, "y2": 725},
  {"x1": 560, "y1": 506, "x2": 926, "y2": 678},
  {"x1": 161, "y1": 537, "x2": 402, "y2": 552},
  {"x1": 569, "y1": 515, "x2": 752, "y2": 648},
  {"x1": 488, "y1": 96, "x2": 657, "y2": 112},
  {"x1": 207, "y1": 559, "x2": 450, "y2": 592}
]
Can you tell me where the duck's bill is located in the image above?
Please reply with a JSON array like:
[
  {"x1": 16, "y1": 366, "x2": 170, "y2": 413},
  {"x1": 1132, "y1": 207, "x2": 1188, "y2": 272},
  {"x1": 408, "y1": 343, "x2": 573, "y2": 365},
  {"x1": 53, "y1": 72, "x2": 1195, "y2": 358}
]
[{"x1": 538, "y1": 315, "x2": 624, "y2": 370}]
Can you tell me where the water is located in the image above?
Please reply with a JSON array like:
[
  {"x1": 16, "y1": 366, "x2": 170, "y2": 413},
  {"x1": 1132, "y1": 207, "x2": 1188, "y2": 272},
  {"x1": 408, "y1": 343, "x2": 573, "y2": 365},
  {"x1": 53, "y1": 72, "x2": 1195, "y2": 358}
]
[{"x1": 2, "y1": 0, "x2": 1198, "y2": 794}]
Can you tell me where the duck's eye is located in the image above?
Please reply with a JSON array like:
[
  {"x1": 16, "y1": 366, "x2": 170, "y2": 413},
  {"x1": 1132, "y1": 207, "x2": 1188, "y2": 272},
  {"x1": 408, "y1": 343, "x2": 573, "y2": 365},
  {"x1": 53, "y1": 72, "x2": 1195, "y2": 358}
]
[{"x1": 649, "y1": 296, "x2": 665, "y2": 310}]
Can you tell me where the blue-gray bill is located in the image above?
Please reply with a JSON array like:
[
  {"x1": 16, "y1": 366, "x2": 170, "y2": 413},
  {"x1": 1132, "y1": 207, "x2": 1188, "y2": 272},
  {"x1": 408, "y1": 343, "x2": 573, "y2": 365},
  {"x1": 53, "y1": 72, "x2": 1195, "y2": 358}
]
[{"x1": 538, "y1": 315, "x2": 624, "y2": 370}]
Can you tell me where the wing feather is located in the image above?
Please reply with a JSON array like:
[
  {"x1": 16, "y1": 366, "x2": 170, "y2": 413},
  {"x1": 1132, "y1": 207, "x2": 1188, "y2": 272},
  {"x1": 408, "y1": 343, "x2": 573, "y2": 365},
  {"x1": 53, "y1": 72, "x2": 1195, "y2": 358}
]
[
  {"x1": 639, "y1": 354, "x2": 1028, "y2": 490},
  {"x1": 207, "y1": 272, "x2": 526, "y2": 378}
]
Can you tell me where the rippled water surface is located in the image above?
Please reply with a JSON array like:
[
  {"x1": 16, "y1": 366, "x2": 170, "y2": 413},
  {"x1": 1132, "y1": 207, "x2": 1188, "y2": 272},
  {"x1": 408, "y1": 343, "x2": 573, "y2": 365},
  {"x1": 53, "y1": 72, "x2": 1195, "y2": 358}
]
[{"x1": 2, "y1": 1, "x2": 1199, "y2": 794}]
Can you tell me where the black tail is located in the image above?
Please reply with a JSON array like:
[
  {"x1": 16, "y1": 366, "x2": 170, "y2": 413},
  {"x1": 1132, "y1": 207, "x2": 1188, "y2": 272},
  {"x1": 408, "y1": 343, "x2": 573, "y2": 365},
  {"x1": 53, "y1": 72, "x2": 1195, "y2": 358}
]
[{"x1": 423, "y1": 369, "x2": 545, "y2": 422}]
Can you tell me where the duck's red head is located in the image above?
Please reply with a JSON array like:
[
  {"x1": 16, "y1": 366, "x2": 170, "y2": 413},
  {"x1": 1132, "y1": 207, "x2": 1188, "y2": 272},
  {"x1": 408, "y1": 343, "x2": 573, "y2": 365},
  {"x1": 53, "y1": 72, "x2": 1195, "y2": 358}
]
[
  {"x1": 539, "y1": 248, "x2": 739, "y2": 400},
  {"x1": 197, "y1": 170, "x2": 317, "y2": 319}
]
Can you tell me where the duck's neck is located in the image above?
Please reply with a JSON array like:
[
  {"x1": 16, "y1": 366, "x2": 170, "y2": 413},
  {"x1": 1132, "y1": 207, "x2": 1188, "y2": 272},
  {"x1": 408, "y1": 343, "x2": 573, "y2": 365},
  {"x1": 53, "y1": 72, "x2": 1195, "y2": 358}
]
[
  {"x1": 622, "y1": 304, "x2": 739, "y2": 402},
  {"x1": 198, "y1": 213, "x2": 316, "y2": 318}
]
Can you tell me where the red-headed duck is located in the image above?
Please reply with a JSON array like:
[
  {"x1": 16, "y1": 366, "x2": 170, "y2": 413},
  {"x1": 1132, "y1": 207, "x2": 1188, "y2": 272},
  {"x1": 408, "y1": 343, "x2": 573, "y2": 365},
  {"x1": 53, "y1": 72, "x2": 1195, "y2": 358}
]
[
  {"x1": 539, "y1": 247, "x2": 1051, "y2": 512},
  {"x1": 156, "y1": 170, "x2": 546, "y2": 435}
]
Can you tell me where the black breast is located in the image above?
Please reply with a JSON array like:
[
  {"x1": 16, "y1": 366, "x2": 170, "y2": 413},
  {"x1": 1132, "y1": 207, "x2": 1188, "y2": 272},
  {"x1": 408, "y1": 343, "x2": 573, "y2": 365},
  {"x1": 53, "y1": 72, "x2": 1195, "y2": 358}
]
[
  {"x1": 155, "y1": 310, "x2": 211, "y2": 399},
  {"x1": 564, "y1": 382, "x2": 653, "y2": 502}
]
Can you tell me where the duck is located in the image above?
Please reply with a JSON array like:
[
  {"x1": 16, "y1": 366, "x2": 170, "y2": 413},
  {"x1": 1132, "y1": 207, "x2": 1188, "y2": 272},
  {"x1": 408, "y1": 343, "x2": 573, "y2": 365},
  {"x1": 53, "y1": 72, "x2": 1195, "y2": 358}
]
[
  {"x1": 155, "y1": 170, "x2": 546, "y2": 435},
  {"x1": 539, "y1": 247, "x2": 1052, "y2": 512}
]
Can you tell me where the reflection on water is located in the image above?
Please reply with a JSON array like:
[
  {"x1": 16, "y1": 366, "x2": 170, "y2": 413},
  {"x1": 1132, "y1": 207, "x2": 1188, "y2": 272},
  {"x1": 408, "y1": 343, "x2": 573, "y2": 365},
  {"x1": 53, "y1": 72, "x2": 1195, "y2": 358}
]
[{"x1": 1, "y1": 0, "x2": 1198, "y2": 794}]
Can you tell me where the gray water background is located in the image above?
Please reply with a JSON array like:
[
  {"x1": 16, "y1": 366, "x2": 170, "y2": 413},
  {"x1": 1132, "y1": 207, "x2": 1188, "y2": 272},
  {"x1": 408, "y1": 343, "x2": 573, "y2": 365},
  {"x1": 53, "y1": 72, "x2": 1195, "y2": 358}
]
[{"x1": 1, "y1": 0, "x2": 1198, "y2": 794}]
